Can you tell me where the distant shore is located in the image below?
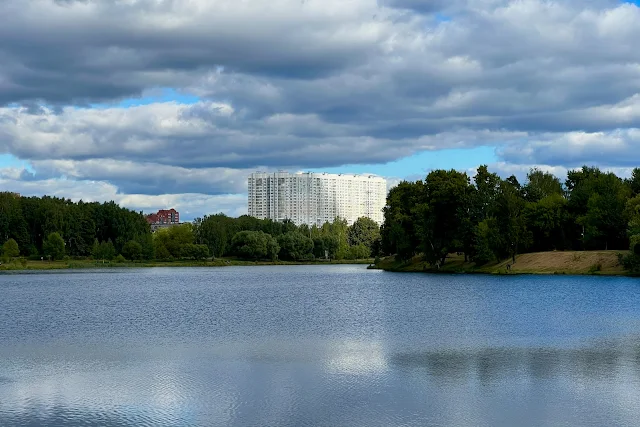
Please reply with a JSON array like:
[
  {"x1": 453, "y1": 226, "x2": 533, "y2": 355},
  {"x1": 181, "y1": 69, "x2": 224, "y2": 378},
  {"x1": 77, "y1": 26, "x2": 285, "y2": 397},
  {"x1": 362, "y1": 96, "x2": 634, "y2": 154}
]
[
  {"x1": 370, "y1": 251, "x2": 633, "y2": 276},
  {"x1": 0, "y1": 258, "x2": 375, "y2": 272}
]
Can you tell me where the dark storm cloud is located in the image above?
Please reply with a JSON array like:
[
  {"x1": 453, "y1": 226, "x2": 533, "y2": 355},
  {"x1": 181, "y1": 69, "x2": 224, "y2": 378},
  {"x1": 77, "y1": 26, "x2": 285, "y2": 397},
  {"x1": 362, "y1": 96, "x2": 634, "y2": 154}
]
[{"x1": 0, "y1": 0, "x2": 387, "y2": 105}]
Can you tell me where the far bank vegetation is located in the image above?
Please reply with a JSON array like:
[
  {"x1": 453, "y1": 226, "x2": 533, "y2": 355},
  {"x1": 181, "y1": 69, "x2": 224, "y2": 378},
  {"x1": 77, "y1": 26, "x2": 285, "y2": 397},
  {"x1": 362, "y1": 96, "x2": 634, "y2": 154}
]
[
  {"x1": 0, "y1": 191, "x2": 380, "y2": 266},
  {"x1": 2, "y1": 164, "x2": 640, "y2": 273},
  {"x1": 379, "y1": 165, "x2": 640, "y2": 275}
]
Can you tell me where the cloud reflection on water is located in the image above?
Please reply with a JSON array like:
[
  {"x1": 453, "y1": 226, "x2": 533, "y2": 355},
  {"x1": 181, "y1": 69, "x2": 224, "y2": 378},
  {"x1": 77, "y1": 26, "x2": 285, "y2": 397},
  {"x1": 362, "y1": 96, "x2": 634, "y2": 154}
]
[{"x1": 2, "y1": 337, "x2": 640, "y2": 426}]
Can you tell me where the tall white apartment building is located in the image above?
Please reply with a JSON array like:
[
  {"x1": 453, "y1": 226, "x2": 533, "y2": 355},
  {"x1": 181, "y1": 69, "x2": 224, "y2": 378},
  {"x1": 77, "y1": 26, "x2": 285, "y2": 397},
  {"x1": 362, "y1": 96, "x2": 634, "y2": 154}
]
[{"x1": 248, "y1": 171, "x2": 387, "y2": 226}]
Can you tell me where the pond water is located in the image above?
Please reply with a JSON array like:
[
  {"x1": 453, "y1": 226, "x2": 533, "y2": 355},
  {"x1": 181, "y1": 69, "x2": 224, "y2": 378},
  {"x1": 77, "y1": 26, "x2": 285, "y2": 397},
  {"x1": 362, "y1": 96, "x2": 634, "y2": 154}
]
[{"x1": 1, "y1": 265, "x2": 640, "y2": 426}]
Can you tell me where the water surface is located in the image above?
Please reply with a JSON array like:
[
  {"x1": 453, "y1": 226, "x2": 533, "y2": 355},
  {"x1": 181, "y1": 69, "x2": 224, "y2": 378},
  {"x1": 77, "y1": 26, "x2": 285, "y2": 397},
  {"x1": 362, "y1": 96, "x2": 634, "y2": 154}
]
[{"x1": 1, "y1": 266, "x2": 640, "y2": 426}]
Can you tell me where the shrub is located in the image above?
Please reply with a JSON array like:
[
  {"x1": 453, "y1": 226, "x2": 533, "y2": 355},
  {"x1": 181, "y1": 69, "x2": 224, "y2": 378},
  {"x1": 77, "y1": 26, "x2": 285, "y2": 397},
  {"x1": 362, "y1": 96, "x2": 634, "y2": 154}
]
[
  {"x1": 588, "y1": 262, "x2": 602, "y2": 274},
  {"x1": 122, "y1": 240, "x2": 143, "y2": 261},
  {"x1": 232, "y1": 231, "x2": 279, "y2": 260},
  {"x1": 2, "y1": 238, "x2": 19, "y2": 258},
  {"x1": 115, "y1": 254, "x2": 127, "y2": 263},
  {"x1": 181, "y1": 243, "x2": 210, "y2": 260},
  {"x1": 277, "y1": 232, "x2": 313, "y2": 261},
  {"x1": 347, "y1": 244, "x2": 370, "y2": 260},
  {"x1": 621, "y1": 253, "x2": 640, "y2": 274},
  {"x1": 92, "y1": 239, "x2": 116, "y2": 261}
]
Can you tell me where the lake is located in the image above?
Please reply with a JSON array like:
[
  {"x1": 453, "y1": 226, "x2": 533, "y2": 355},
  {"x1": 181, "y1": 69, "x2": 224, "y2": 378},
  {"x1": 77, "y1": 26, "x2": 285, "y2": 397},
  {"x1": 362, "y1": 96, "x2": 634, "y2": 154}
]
[{"x1": 1, "y1": 265, "x2": 640, "y2": 426}]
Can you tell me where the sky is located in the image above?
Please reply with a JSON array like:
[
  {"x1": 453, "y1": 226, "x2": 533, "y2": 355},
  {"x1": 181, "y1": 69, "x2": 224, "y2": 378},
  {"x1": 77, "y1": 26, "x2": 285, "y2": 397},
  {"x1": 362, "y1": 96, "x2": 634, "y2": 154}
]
[{"x1": 2, "y1": 0, "x2": 640, "y2": 220}]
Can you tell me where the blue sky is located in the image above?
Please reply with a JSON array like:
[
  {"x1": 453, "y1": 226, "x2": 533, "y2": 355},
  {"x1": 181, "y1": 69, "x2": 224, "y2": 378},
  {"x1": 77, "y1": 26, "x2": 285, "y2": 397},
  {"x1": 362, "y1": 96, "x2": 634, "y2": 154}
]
[
  {"x1": 90, "y1": 88, "x2": 201, "y2": 109},
  {"x1": 309, "y1": 146, "x2": 497, "y2": 179},
  {"x1": 6, "y1": 87, "x2": 499, "y2": 184}
]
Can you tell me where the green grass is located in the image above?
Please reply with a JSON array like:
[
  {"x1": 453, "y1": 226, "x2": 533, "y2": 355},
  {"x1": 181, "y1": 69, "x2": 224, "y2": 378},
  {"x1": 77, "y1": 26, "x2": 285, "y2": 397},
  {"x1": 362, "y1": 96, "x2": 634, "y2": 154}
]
[{"x1": 0, "y1": 257, "x2": 375, "y2": 271}]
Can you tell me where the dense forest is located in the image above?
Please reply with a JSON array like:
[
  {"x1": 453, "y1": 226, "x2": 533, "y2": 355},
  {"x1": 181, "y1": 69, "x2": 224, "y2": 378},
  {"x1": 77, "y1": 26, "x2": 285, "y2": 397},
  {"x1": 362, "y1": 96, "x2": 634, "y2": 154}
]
[
  {"x1": 0, "y1": 194, "x2": 152, "y2": 260},
  {"x1": 0, "y1": 192, "x2": 380, "y2": 262},
  {"x1": 2, "y1": 164, "x2": 640, "y2": 272},
  {"x1": 380, "y1": 165, "x2": 640, "y2": 273}
]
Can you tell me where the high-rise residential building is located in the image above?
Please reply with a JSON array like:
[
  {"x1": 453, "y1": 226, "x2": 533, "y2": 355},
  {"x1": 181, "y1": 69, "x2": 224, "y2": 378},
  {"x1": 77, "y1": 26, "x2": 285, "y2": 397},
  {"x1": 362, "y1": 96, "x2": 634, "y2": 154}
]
[{"x1": 248, "y1": 171, "x2": 387, "y2": 226}]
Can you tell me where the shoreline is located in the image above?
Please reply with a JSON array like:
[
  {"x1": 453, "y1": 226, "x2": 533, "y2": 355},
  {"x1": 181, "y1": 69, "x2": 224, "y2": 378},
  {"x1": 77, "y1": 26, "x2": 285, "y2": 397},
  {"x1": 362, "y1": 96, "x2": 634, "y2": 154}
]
[
  {"x1": 371, "y1": 251, "x2": 635, "y2": 277},
  {"x1": 0, "y1": 258, "x2": 375, "y2": 272}
]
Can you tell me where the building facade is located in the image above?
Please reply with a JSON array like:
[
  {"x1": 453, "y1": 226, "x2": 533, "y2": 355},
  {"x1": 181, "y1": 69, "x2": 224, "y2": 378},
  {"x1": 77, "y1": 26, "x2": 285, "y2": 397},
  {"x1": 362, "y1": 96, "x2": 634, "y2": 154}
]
[
  {"x1": 248, "y1": 171, "x2": 387, "y2": 226},
  {"x1": 146, "y1": 209, "x2": 180, "y2": 232}
]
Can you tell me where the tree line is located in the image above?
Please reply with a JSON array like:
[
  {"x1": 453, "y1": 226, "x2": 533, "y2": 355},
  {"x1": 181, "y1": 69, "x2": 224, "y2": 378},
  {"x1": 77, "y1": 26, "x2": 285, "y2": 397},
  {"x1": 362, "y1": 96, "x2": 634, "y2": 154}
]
[
  {"x1": 4, "y1": 164, "x2": 639, "y2": 271},
  {"x1": 0, "y1": 194, "x2": 152, "y2": 261},
  {"x1": 0, "y1": 192, "x2": 380, "y2": 262},
  {"x1": 380, "y1": 165, "x2": 640, "y2": 273},
  {"x1": 193, "y1": 214, "x2": 380, "y2": 261}
]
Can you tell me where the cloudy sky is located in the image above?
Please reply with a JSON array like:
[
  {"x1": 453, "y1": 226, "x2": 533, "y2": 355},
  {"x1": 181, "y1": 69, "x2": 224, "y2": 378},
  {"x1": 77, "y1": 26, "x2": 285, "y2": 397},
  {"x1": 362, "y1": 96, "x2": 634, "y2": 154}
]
[{"x1": 1, "y1": 0, "x2": 640, "y2": 219}]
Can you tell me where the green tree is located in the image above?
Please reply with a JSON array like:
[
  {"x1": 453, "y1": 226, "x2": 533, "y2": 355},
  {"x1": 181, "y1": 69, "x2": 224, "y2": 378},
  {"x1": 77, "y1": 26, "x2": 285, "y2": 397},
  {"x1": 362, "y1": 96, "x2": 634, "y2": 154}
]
[
  {"x1": 154, "y1": 224, "x2": 194, "y2": 258},
  {"x1": 494, "y1": 178, "x2": 530, "y2": 263},
  {"x1": 122, "y1": 240, "x2": 143, "y2": 261},
  {"x1": 627, "y1": 168, "x2": 640, "y2": 196},
  {"x1": 347, "y1": 217, "x2": 380, "y2": 257},
  {"x1": 313, "y1": 235, "x2": 339, "y2": 259},
  {"x1": 43, "y1": 232, "x2": 65, "y2": 260},
  {"x1": 2, "y1": 238, "x2": 19, "y2": 258},
  {"x1": 578, "y1": 173, "x2": 630, "y2": 250},
  {"x1": 277, "y1": 231, "x2": 314, "y2": 261},
  {"x1": 137, "y1": 233, "x2": 155, "y2": 260},
  {"x1": 524, "y1": 168, "x2": 564, "y2": 202},
  {"x1": 93, "y1": 240, "x2": 116, "y2": 261},
  {"x1": 473, "y1": 165, "x2": 501, "y2": 221},
  {"x1": 266, "y1": 237, "x2": 280, "y2": 261},
  {"x1": 91, "y1": 238, "x2": 100, "y2": 259},
  {"x1": 417, "y1": 169, "x2": 472, "y2": 267},
  {"x1": 154, "y1": 240, "x2": 172, "y2": 260},
  {"x1": 524, "y1": 194, "x2": 569, "y2": 252},
  {"x1": 0, "y1": 192, "x2": 29, "y2": 252},
  {"x1": 622, "y1": 195, "x2": 640, "y2": 273},
  {"x1": 231, "y1": 230, "x2": 276, "y2": 260},
  {"x1": 181, "y1": 243, "x2": 210, "y2": 260},
  {"x1": 347, "y1": 244, "x2": 370, "y2": 260},
  {"x1": 195, "y1": 214, "x2": 236, "y2": 258},
  {"x1": 380, "y1": 181, "x2": 424, "y2": 259},
  {"x1": 473, "y1": 218, "x2": 502, "y2": 265}
]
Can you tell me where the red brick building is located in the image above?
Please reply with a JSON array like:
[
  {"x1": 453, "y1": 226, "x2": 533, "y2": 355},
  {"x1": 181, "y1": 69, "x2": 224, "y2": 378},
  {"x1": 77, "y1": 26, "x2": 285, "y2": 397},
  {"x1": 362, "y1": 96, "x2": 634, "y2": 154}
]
[{"x1": 146, "y1": 209, "x2": 180, "y2": 225}]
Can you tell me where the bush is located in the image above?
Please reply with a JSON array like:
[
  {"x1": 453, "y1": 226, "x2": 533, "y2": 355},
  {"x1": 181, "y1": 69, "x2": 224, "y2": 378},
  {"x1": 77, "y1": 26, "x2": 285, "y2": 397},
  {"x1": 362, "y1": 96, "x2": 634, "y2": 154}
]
[
  {"x1": 347, "y1": 244, "x2": 370, "y2": 260},
  {"x1": 2, "y1": 238, "x2": 19, "y2": 258},
  {"x1": 181, "y1": 243, "x2": 210, "y2": 260},
  {"x1": 622, "y1": 253, "x2": 640, "y2": 274},
  {"x1": 232, "y1": 231, "x2": 279, "y2": 260},
  {"x1": 92, "y1": 239, "x2": 116, "y2": 261},
  {"x1": 19, "y1": 258, "x2": 27, "y2": 268},
  {"x1": 277, "y1": 232, "x2": 313, "y2": 261},
  {"x1": 588, "y1": 262, "x2": 603, "y2": 274},
  {"x1": 154, "y1": 241, "x2": 172, "y2": 260},
  {"x1": 122, "y1": 240, "x2": 143, "y2": 261},
  {"x1": 114, "y1": 254, "x2": 127, "y2": 263}
]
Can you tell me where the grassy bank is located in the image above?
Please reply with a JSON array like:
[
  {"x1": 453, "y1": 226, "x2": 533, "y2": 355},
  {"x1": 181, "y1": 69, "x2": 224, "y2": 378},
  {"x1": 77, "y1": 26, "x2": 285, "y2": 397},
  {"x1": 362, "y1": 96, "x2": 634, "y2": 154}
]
[
  {"x1": 371, "y1": 251, "x2": 630, "y2": 276},
  {"x1": 0, "y1": 258, "x2": 375, "y2": 271}
]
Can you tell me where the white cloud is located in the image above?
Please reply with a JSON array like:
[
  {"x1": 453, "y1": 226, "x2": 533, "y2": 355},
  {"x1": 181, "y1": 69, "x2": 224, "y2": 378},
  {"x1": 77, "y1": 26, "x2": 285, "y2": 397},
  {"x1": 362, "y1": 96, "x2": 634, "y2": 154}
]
[
  {"x1": 0, "y1": 170, "x2": 247, "y2": 219},
  {"x1": 2, "y1": 0, "x2": 640, "y2": 206}
]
